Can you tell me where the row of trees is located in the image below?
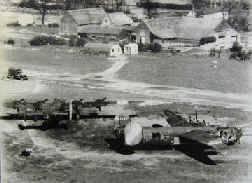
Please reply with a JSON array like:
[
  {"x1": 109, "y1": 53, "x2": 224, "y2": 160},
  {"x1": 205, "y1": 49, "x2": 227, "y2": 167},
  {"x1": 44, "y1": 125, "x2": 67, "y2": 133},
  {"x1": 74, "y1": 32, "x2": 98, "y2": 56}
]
[
  {"x1": 19, "y1": 0, "x2": 54, "y2": 24},
  {"x1": 19, "y1": 0, "x2": 123, "y2": 24}
]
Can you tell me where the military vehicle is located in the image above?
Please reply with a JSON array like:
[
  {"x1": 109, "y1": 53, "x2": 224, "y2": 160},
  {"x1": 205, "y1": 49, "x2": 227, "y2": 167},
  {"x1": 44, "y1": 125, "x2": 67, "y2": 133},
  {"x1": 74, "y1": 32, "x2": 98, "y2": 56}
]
[{"x1": 7, "y1": 68, "x2": 28, "y2": 80}]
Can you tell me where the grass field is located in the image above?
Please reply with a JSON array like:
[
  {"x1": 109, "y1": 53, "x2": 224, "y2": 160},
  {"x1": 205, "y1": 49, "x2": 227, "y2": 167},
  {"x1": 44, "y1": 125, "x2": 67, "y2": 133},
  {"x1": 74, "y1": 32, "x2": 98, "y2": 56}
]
[
  {"x1": 119, "y1": 54, "x2": 252, "y2": 94},
  {"x1": 2, "y1": 46, "x2": 112, "y2": 76}
]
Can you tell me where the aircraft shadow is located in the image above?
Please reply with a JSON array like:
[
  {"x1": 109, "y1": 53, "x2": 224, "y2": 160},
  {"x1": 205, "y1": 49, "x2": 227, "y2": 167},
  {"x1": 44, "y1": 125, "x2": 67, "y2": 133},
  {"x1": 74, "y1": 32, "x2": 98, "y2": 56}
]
[{"x1": 105, "y1": 137, "x2": 219, "y2": 165}]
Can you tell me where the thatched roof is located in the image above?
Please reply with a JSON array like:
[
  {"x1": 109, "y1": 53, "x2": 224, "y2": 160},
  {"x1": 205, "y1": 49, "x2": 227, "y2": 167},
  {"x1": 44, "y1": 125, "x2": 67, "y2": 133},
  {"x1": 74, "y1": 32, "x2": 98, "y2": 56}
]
[
  {"x1": 143, "y1": 12, "x2": 225, "y2": 40},
  {"x1": 148, "y1": 0, "x2": 192, "y2": 5},
  {"x1": 108, "y1": 12, "x2": 133, "y2": 26},
  {"x1": 78, "y1": 25, "x2": 122, "y2": 35},
  {"x1": 215, "y1": 20, "x2": 232, "y2": 32},
  {"x1": 66, "y1": 8, "x2": 107, "y2": 25}
]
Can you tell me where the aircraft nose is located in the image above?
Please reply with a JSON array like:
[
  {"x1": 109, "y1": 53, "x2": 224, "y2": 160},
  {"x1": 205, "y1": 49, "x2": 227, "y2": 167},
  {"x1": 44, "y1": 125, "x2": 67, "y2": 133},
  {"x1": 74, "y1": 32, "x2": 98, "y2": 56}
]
[{"x1": 124, "y1": 121, "x2": 143, "y2": 146}]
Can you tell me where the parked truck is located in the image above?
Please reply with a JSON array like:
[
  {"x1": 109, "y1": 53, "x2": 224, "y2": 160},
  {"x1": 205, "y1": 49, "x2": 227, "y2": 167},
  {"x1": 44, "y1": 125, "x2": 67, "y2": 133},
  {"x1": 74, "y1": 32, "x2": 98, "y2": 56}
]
[{"x1": 7, "y1": 68, "x2": 28, "y2": 80}]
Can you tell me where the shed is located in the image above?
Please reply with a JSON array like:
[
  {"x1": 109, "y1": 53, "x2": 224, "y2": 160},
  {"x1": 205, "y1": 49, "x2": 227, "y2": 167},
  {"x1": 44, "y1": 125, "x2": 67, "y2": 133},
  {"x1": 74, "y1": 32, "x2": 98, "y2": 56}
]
[
  {"x1": 60, "y1": 8, "x2": 110, "y2": 35},
  {"x1": 124, "y1": 43, "x2": 138, "y2": 55},
  {"x1": 18, "y1": 14, "x2": 34, "y2": 26},
  {"x1": 83, "y1": 43, "x2": 122, "y2": 57},
  {"x1": 210, "y1": 21, "x2": 240, "y2": 49}
]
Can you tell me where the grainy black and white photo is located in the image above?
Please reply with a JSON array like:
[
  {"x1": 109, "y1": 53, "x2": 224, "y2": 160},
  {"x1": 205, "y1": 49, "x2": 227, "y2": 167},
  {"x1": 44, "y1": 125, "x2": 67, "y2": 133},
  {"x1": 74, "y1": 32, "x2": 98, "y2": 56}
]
[{"x1": 0, "y1": 0, "x2": 252, "y2": 182}]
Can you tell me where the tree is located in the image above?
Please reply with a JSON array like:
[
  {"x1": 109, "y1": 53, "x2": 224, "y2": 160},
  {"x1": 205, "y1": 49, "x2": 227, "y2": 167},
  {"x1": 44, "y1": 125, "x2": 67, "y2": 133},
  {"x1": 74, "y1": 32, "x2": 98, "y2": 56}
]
[
  {"x1": 150, "y1": 43, "x2": 162, "y2": 53},
  {"x1": 230, "y1": 41, "x2": 242, "y2": 53},
  {"x1": 40, "y1": 0, "x2": 49, "y2": 25}
]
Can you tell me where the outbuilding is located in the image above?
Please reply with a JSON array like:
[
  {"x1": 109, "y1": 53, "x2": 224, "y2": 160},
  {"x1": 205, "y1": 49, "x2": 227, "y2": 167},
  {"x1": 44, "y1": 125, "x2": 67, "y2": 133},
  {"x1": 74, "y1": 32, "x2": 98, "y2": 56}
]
[
  {"x1": 124, "y1": 43, "x2": 138, "y2": 55},
  {"x1": 60, "y1": 8, "x2": 110, "y2": 35},
  {"x1": 200, "y1": 21, "x2": 241, "y2": 50},
  {"x1": 18, "y1": 14, "x2": 34, "y2": 26},
  {"x1": 82, "y1": 43, "x2": 122, "y2": 57}
]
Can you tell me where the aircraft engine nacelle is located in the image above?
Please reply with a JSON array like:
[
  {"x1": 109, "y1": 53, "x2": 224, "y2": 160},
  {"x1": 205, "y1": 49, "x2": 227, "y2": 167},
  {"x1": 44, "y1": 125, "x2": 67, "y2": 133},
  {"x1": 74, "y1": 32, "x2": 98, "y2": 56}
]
[{"x1": 219, "y1": 127, "x2": 242, "y2": 145}]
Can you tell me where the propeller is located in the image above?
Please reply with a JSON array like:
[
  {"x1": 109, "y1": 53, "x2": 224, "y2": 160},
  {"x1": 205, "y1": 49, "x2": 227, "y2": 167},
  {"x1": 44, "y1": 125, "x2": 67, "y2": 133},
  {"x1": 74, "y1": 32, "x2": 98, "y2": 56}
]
[
  {"x1": 218, "y1": 127, "x2": 243, "y2": 145},
  {"x1": 69, "y1": 100, "x2": 72, "y2": 120}
]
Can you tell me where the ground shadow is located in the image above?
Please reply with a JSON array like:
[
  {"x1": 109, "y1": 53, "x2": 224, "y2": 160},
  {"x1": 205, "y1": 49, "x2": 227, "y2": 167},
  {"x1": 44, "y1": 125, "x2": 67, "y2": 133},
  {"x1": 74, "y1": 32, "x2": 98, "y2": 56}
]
[{"x1": 105, "y1": 137, "x2": 219, "y2": 165}]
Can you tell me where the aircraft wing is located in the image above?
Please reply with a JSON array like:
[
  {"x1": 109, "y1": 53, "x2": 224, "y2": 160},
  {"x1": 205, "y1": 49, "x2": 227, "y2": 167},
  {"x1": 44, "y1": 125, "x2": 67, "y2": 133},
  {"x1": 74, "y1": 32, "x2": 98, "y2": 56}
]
[
  {"x1": 179, "y1": 129, "x2": 219, "y2": 145},
  {"x1": 176, "y1": 130, "x2": 220, "y2": 165},
  {"x1": 0, "y1": 112, "x2": 69, "y2": 121},
  {"x1": 0, "y1": 113, "x2": 46, "y2": 121}
]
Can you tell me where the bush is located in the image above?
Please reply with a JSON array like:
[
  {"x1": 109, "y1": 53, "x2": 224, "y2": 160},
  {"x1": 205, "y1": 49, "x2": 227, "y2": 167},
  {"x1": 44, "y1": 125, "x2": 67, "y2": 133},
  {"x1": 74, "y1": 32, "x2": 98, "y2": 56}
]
[
  {"x1": 29, "y1": 36, "x2": 66, "y2": 46},
  {"x1": 138, "y1": 43, "x2": 151, "y2": 52},
  {"x1": 230, "y1": 41, "x2": 242, "y2": 53},
  {"x1": 48, "y1": 23, "x2": 59, "y2": 28},
  {"x1": 150, "y1": 43, "x2": 162, "y2": 53},
  {"x1": 6, "y1": 39, "x2": 15, "y2": 45},
  {"x1": 199, "y1": 36, "x2": 216, "y2": 45},
  {"x1": 19, "y1": 0, "x2": 39, "y2": 9},
  {"x1": 29, "y1": 36, "x2": 49, "y2": 46},
  {"x1": 68, "y1": 36, "x2": 87, "y2": 47},
  {"x1": 7, "y1": 22, "x2": 21, "y2": 27},
  {"x1": 68, "y1": 36, "x2": 77, "y2": 47},
  {"x1": 76, "y1": 38, "x2": 86, "y2": 47}
]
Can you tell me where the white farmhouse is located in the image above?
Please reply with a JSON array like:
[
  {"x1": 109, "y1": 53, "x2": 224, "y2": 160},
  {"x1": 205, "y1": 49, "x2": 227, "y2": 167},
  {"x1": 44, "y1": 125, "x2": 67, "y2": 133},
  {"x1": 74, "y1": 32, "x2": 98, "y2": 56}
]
[{"x1": 124, "y1": 43, "x2": 138, "y2": 55}]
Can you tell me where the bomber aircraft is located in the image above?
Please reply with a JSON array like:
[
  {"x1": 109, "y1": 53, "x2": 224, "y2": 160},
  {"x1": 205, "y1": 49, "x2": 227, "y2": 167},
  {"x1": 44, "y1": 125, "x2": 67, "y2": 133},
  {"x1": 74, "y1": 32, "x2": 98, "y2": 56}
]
[
  {"x1": 73, "y1": 97, "x2": 117, "y2": 112},
  {"x1": 1, "y1": 98, "x2": 119, "y2": 130},
  {"x1": 106, "y1": 116, "x2": 244, "y2": 165}
]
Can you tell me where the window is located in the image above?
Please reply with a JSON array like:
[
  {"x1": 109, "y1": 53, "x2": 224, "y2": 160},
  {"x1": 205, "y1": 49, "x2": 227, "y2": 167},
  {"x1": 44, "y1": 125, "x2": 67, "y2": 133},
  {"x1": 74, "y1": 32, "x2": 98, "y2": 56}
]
[
  {"x1": 218, "y1": 35, "x2": 225, "y2": 39},
  {"x1": 111, "y1": 48, "x2": 114, "y2": 52}
]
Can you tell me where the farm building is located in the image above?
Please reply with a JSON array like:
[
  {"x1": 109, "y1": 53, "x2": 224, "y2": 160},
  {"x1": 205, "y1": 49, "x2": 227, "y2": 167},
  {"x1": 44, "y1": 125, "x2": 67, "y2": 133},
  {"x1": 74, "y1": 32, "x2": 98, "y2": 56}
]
[
  {"x1": 78, "y1": 25, "x2": 122, "y2": 41},
  {"x1": 82, "y1": 43, "x2": 123, "y2": 57},
  {"x1": 124, "y1": 43, "x2": 138, "y2": 55},
  {"x1": 18, "y1": 14, "x2": 34, "y2": 26},
  {"x1": 131, "y1": 12, "x2": 229, "y2": 50},
  {"x1": 207, "y1": 0, "x2": 245, "y2": 8},
  {"x1": 200, "y1": 21, "x2": 241, "y2": 50},
  {"x1": 139, "y1": 0, "x2": 193, "y2": 17},
  {"x1": 60, "y1": 8, "x2": 110, "y2": 35},
  {"x1": 60, "y1": 8, "x2": 133, "y2": 36}
]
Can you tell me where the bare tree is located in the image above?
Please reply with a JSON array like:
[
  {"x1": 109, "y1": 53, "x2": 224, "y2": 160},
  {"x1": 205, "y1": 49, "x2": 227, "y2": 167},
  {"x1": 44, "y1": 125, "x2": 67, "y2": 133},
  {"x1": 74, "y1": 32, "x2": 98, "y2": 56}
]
[{"x1": 39, "y1": 0, "x2": 48, "y2": 25}]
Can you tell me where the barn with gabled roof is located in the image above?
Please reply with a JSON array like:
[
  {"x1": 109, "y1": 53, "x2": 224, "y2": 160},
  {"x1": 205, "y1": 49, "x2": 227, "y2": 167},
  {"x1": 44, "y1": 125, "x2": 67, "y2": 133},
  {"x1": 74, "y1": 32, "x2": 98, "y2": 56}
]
[{"x1": 60, "y1": 8, "x2": 111, "y2": 35}]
